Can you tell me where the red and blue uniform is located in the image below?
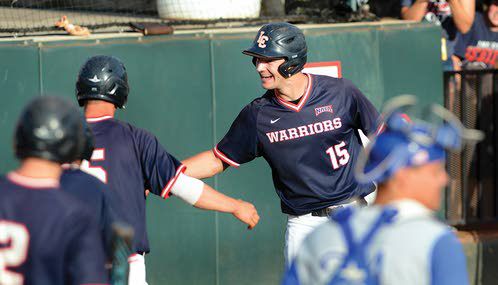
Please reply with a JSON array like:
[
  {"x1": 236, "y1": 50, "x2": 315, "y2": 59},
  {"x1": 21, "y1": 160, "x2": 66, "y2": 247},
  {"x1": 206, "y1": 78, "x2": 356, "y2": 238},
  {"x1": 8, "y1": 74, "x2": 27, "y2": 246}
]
[
  {"x1": 61, "y1": 168, "x2": 121, "y2": 257},
  {"x1": 215, "y1": 74, "x2": 379, "y2": 215},
  {"x1": 0, "y1": 173, "x2": 108, "y2": 285},
  {"x1": 84, "y1": 116, "x2": 185, "y2": 254}
]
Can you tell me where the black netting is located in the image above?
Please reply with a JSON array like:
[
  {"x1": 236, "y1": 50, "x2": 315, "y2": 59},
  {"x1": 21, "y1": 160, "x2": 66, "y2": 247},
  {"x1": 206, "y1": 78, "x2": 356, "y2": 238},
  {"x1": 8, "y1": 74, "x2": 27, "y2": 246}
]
[
  {"x1": 444, "y1": 69, "x2": 498, "y2": 228},
  {"x1": 0, "y1": 0, "x2": 377, "y2": 37}
]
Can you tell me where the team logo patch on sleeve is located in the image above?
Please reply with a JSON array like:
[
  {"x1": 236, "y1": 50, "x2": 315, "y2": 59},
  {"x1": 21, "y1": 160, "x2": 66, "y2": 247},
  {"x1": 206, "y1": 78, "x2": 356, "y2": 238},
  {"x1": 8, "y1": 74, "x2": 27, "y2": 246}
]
[{"x1": 315, "y1": 105, "x2": 334, "y2": 116}]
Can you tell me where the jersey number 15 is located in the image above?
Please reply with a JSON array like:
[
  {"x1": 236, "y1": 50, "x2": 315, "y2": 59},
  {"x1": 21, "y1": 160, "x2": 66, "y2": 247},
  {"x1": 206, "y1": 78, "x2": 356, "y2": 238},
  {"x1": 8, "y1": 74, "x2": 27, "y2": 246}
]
[{"x1": 326, "y1": 141, "x2": 350, "y2": 170}]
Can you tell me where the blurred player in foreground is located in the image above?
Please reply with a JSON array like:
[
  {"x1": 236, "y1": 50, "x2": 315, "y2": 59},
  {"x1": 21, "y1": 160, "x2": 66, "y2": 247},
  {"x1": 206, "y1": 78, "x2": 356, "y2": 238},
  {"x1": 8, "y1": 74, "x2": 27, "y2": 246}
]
[
  {"x1": 61, "y1": 121, "x2": 119, "y2": 257},
  {"x1": 183, "y1": 22, "x2": 379, "y2": 266},
  {"x1": 75, "y1": 55, "x2": 260, "y2": 284},
  {"x1": 282, "y1": 95, "x2": 483, "y2": 285},
  {"x1": 0, "y1": 96, "x2": 108, "y2": 284}
]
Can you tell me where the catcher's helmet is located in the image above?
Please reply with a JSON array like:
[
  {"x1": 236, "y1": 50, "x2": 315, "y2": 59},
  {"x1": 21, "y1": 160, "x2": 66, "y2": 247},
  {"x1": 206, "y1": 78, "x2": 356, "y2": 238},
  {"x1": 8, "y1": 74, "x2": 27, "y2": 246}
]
[
  {"x1": 76, "y1": 55, "x2": 129, "y2": 108},
  {"x1": 80, "y1": 121, "x2": 95, "y2": 161},
  {"x1": 243, "y1": 22, "x2": 307, "y2": 78},
  {"x1": 355, "y1": 95, "x2": 484, "y2": 184},
  {"x1": 14, "y1": 96, "x2": 85, "y2": 164}
]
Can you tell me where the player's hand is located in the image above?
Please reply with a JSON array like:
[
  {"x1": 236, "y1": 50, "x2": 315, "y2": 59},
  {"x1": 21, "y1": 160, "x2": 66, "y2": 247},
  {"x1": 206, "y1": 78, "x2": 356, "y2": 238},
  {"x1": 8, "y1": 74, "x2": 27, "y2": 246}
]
[{"x1": 232, "y1": 199, "x2": 260, "y2": 230}]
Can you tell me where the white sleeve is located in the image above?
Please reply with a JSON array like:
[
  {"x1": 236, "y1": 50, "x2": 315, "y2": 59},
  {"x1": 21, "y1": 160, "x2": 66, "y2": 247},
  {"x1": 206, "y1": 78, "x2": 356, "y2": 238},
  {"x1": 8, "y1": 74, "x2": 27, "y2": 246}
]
[{"x1": 170, "y1": 173, "x2": 204, "y2": 205}]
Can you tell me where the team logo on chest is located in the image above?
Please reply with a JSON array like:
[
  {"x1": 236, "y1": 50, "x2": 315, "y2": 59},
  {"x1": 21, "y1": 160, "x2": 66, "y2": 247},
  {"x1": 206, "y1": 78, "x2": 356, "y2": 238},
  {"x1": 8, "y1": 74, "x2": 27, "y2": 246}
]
[{"x1": 315, "y1": 105, "x2": 334, "y2": 116}]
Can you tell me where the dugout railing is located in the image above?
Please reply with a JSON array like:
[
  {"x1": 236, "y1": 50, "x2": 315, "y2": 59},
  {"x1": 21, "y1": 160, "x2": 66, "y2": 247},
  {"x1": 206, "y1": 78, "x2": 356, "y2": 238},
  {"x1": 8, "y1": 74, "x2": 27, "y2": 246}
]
[{"x1": 444, "y1": 69, "x2": 498, "y2": 229}]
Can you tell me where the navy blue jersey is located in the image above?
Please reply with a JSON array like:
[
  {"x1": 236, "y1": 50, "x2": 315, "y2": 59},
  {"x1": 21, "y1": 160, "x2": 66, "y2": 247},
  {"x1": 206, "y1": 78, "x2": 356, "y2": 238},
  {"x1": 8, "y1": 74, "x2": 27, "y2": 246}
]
[
  {"x1": 0, "y1": 173, "x2": 108, "y2": 285},
  {"x1": 61, "y1": 168, "x2": 120, "y2": 257},
  {"x1": 84, "y1": 116, "x2": 184, "y2": 253},
  {"x1": 454, "y1": 13, "x2": 498, "y2": 67},
  {"x1": 215, "y1": 74, "x2": 378, "y2": 215}
]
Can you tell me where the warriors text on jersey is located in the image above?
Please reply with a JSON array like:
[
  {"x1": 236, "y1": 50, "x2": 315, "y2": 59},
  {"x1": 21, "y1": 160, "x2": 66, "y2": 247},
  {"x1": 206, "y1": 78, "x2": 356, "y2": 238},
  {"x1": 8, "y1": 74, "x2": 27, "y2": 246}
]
[{"x1": 214, "y1": 74, "x2": 379, "y2": 215}]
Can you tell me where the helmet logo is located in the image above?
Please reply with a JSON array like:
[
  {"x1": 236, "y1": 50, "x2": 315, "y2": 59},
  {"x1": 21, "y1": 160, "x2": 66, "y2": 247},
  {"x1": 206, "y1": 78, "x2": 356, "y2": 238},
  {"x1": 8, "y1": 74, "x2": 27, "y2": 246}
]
[
  {"x1": 257, "y1": 31, "x2": 269, "y2": 48},
  {"x1": 88, "y1": 75, "x2": 101, "y2": 83},
  {"x1": 108, "y1": 84, "x2": 118, "y2": 95}
]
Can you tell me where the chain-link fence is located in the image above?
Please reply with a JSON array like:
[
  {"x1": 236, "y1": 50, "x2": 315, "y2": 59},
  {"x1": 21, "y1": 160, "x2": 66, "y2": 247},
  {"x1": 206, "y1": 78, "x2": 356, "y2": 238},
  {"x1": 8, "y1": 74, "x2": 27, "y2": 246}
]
[{"x1": 444, "y1": 69, "x2": 498, "y2": 228}]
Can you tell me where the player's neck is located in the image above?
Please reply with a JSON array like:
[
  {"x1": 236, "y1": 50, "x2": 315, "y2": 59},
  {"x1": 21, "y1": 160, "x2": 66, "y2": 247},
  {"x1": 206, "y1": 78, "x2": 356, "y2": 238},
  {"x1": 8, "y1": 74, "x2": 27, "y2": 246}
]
[
  {"x1": 275, "y1": 73, "x2": 308, "y2": 102},
  {"x1": 84, "y1": 101, "x2": 116, "y2": 118},
  {"x1": 15, "y1": 158, "x2": 62, "y2": 180}
]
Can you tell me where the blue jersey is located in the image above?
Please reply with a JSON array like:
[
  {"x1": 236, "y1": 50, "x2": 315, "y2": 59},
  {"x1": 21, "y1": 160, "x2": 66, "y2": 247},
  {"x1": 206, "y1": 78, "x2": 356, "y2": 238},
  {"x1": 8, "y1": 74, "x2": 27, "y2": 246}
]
[
  {"x1": 215, "y1": 74, "x2": 378, "y2": 215},
  {"x1": 61, "y1": 168, "x2": 120, "y2": 257},
  {"x1": 454, "y1": 13, "x2": 498, "y2": 68},
  {"x1": 282, "y1": 201, "x2": 469, "y2": 285},
  {"x1": 84, "y1": 116, "x2": 184, "y2": 253},
  {"x1": 0, "y1": 173, "x2": 108, "y2": 285}
]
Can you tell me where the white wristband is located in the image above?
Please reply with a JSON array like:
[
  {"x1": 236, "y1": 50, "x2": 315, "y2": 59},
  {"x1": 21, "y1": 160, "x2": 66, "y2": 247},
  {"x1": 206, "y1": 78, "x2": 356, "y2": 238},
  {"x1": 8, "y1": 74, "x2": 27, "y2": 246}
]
[{"x1": 170, "y1": 173, "x2": 204, "y2": 205}]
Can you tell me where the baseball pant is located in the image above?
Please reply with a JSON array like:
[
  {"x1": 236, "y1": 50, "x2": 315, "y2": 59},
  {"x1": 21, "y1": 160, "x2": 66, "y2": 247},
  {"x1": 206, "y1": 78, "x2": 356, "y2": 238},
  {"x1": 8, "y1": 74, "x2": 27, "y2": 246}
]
[
  {"x1": 128, "y1": 253, "x2": 148, "y2": 285},
  {"x1": 284, "y1": 191, "x2": 376, "y2": 267}
]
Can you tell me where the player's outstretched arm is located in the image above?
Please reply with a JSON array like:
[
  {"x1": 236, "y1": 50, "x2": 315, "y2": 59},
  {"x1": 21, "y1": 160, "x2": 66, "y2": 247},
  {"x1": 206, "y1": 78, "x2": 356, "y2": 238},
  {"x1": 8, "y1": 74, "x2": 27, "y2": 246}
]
[
  {"x1": 182, "y1": 150, "x2": 226, "y2": 179},
  {"x1": 170, "y1": 173, "x2": 260, "y2": 229},
  {"x1": 194, "y1": 183, "x2": 260, "y2": 229}
]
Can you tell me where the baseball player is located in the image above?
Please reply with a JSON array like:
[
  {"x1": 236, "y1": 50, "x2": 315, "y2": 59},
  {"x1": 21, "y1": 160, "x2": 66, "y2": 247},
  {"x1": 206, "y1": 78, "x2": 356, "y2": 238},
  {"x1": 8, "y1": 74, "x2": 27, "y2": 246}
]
[
  {"x1": 282, "y1": 96, "x2": 480, "y2": 285},
  {"x1": 0, "y1": 96, "x2": 108, "y2": 285},
  {"x1": 182, "y1": 22, "x2": 380, "y2": 266},
  {"x1": 75, "y1": 55, "x2": 260, "y2": 285},
  {"x1": 60, "y1": 121, "x2": 121, "y2": 259}
]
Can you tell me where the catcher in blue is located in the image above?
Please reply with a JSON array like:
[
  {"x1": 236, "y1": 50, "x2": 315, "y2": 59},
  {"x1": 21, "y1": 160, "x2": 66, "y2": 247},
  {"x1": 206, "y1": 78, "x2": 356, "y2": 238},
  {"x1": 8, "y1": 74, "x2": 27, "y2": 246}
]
[
  {"x1": 282, "y1": 95, "x2": 482, "y2": 285},
  {"x1": 75, "y1": 55, "x2": 260, "y2": 285},
  {"x1": 0, "y1": 96, "x2": 108, "y2": 285},
  {"x1": 183, "y1": 22, "x2": 379, "y2": 266}
]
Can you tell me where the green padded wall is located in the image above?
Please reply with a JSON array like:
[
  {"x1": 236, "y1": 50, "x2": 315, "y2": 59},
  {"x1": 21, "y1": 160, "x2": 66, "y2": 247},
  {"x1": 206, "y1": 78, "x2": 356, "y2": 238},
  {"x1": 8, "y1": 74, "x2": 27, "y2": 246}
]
[{"x1": 0, "y1": 22, "x2": 443, "y2": 284}]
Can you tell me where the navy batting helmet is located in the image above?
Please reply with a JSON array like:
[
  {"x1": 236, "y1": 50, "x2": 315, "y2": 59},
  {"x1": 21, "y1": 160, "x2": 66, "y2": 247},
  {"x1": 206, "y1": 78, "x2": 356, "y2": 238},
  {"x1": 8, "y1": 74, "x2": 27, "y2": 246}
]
[
  {"x1": 76, "y1": 55, "x2": 129, "y2": 108},
  {"x1": 243, "y1": 22, "x2": 307, "y2": 78},
  {"x1": 355, "y1": 95, "x2": 484, "y2": 184},
  {"x1": 14, "y1": 96, "x2": 85, "y2": 164}
]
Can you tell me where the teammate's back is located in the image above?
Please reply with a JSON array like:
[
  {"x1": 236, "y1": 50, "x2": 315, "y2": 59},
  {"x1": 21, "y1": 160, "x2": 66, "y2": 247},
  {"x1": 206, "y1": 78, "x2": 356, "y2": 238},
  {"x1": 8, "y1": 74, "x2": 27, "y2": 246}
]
[
  {"x1": 0, "y1": 96, "x2": 109, "y2": 285},
  {"x1": 85, "y1": 116, "x2": 182, "y2": 253},
  {"x1": 61, "y1": 168, "x2": 119, "y2": 256},
  {"x1": 0, "y1": 173, "x2": 107, "y2": 285}
]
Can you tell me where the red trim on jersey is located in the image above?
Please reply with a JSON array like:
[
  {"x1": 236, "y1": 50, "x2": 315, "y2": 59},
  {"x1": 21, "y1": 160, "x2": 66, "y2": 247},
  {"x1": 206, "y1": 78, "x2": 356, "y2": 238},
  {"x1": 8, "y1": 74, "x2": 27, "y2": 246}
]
[
  {"x1": 212, "y1": 146, "x2": 240, "y2": 168},
  {"x1": 7, "y1": 172, "x2": 59, "y2": 189},
  {"x1": 160, "y1": 164, "x2": 187, "y2": 199},
  {"x1": 86, "y1": 116, "x2": 113, "y2": 123},
  {"x1": 274, "y1": 73, "x2": 313, "y2": 112}
]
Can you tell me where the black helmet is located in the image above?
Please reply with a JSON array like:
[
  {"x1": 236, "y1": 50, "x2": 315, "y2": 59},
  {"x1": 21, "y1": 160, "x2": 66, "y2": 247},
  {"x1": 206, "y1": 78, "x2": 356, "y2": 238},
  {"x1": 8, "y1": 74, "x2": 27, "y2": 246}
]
[
  {"x1": 243, "y1": 22, "x2": 307, "y2": 78},
  {"x1": 76, "y1": 55, "x2": 129, "y2": 108},
  {"x1": 14, "y1": 96, "x2": 85, "y2": 164},
  {"x1": 80, "y1": 121, "x2": 95, "y2": 161}
]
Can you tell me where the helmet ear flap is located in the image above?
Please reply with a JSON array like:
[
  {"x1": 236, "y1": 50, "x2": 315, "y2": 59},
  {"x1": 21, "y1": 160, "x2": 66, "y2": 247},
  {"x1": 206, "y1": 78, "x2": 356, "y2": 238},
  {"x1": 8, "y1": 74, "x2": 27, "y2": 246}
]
[{"x1": 278, "y1": 55, "x2": 307, "y2": 78}]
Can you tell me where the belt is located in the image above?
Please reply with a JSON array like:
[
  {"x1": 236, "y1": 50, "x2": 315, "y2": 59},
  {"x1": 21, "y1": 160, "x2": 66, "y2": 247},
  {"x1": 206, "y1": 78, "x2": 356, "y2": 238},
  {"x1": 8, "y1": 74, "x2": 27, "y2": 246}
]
[{"x1": 311, "y1": 197, "x2": 368, "y2": 217}]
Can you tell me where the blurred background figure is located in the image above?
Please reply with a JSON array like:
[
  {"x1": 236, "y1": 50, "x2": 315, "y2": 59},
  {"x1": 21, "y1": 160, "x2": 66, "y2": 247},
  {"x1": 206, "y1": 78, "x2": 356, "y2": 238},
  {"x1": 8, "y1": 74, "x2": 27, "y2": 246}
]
[
  {"x1": 282, "y1": 95, "x2": 484, "y2": 285},
  {"x1": 453, "y1": 0, "x2": 498, "y2": 69},
  {"x1": 0, "y1": 96, "x2": 108, "y2": 285},
  {"x1": 401, "y1": 0, "x2": 475, "y2": 70}
]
